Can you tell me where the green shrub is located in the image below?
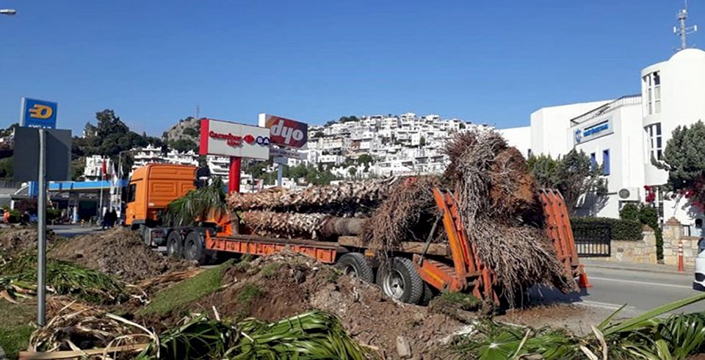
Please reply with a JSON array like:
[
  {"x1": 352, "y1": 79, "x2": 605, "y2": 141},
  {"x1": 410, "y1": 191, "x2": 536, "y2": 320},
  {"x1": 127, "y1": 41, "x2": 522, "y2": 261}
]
[
  {"x1": 46, "y1": 209, "x2": 61, "y2": 221},
  {"x1": 571, "y1": 217, "x2": 643, "y2": 240},
  {"x1": 619, "y1": 203, "x2": 664, "y2": 261}
]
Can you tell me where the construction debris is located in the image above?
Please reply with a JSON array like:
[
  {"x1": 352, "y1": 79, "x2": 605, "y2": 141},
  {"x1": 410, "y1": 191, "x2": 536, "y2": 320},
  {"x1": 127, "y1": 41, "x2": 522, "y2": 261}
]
[{"x1": 49, "y1": 228, "x2": 196, "y2": 284}]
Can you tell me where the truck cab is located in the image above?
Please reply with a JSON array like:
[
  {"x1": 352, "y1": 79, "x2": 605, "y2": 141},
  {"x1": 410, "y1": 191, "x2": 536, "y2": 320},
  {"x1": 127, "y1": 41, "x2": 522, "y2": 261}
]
[{"x1": 126, "y1": 164, "x2": 198, "y2": 245}]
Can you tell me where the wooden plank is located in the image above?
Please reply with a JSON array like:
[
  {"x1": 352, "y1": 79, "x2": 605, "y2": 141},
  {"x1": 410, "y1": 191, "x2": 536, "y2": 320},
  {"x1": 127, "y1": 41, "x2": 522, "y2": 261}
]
[
  {"x1": 337, "y1": 236, "x2": 450, "y2": 256},
  {"x1": 20, "y1": 344, "x2": 148, "y2": 360}
]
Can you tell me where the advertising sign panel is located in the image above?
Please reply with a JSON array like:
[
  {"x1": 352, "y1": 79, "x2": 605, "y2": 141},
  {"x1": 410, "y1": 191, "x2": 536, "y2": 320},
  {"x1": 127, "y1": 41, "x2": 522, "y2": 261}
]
[
  {"x1": 199, "y1": 118, "x2": 270, "y2": 160},
  {"x1": 20, "y1": 97, "x2": 58, "y2": 129},
  {"x1": 270, "y1": 147, "x2": 307, "y2": 160},
  {"x1": 258, "y1": 113, "x2": 308, "y2": 149}
]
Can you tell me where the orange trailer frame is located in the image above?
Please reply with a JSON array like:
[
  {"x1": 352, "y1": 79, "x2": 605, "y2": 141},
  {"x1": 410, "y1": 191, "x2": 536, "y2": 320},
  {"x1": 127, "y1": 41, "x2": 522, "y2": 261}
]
[{"x1": 202, "y1": 187, "x2": 582, "y2": 303}]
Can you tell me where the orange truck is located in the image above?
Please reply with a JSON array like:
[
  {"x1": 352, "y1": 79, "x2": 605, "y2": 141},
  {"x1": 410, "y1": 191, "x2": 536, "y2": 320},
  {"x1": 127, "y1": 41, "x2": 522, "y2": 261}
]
[{"x1": 125, "y1": 163, "x2": 584, "y2": 305}]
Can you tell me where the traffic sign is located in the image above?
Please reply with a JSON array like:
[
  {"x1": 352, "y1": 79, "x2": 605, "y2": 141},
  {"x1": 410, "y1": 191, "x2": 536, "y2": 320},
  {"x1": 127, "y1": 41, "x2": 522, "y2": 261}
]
[{"x1": 20, "y1": 97, "x2": 58, "y2": 129}]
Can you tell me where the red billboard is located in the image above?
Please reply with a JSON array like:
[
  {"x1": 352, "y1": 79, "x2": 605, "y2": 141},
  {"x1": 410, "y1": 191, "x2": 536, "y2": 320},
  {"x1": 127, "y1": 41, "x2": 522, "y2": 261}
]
[{"x1": 258, "y1": 114, "x2": 308, "y2": 149}]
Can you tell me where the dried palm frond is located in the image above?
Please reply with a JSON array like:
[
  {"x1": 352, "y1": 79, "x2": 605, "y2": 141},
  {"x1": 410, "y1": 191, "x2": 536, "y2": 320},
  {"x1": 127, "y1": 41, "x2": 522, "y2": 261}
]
[
  {"x1": 443, "y1": 129, "x2": 573, "y2": 306},
  {"x1": 364, "y1": 175, "x2": 442, "y2": 249}
]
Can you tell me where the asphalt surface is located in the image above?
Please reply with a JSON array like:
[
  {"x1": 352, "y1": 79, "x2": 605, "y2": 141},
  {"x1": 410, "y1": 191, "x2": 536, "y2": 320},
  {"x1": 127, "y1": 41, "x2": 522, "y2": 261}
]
[{"x1": 530, "y1": 264, "x2": 704, "y2": 317}]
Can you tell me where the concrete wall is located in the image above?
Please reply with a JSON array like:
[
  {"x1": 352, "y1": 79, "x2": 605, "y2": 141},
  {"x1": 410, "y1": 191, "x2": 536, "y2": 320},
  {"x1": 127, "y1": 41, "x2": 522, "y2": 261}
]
[
  {"x1": 662, "y1": 217, "x2": 702, "y2": 267},
  {"x1": 601, "y1": 231, "x2": 657, "y2": 264}
]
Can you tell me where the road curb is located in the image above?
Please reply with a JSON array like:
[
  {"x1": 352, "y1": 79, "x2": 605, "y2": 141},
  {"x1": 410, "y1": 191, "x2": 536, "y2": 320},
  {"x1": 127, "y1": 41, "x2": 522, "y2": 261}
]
[{"x1": 581, "y1": 261, "x2": 693, "y2": 276}]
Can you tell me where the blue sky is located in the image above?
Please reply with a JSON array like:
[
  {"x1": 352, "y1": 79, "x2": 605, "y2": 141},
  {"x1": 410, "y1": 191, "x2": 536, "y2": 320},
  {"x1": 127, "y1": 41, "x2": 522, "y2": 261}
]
[{"x1": 0, "y1": 1, "x2": 698, "y2": 136}]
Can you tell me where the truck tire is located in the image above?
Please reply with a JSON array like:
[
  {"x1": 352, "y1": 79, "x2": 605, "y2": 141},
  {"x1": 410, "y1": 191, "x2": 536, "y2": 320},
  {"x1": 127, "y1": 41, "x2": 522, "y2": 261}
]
[
  {"x1": 419, "y1": 282, "x2": 435, "y2": 306},
  {"x1": 376, "y1": 257, "x2": 424, "y2": 304},
  {"x1": 335, "y1": 253, "x2": 375, "y2": 283},
  {"x1": 166, "y1": 231, "x2": 182, "y2": 259},
  {"x1": 184, "y1": 231, "x2": 207, "y2": 265}
]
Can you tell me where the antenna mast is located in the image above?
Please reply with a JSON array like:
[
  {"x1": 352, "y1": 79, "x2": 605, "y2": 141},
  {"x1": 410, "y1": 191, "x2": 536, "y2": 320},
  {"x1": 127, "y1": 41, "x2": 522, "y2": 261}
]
[{"x1": 674, "y1": 0, "x2": 698, "y2": 51}]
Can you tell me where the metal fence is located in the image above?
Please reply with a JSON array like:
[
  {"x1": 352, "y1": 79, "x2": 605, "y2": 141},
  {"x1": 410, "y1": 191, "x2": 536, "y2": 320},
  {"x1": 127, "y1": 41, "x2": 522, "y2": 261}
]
[{"x1": 572, "y1": 223, "x2": 611, "y2": 257}]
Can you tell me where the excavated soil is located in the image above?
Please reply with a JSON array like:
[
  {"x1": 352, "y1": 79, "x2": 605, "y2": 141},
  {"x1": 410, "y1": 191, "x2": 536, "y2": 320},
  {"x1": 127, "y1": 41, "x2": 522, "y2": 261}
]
[
  {"x1": 49, "y1": 228, "x2": 196, "y2": 283},
  {"x1": 145, "y1": 252, "x2": 467, "y2": 359},
  {"x1": 0, "y1": 228, "x2": 57, "y2": 255}
]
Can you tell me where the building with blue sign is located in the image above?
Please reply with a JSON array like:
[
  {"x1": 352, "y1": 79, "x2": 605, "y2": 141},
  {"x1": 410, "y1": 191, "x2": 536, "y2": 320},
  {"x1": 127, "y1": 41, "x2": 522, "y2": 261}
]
[{"x1": 499, "y1": 45, "x2": 705, "y2": 233}]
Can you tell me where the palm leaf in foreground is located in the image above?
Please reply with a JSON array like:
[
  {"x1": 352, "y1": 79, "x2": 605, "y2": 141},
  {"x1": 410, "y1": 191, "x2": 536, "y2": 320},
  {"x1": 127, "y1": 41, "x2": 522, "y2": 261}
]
[{"x1": 451, "y1": 293, "x2": 705, "y2": 360}]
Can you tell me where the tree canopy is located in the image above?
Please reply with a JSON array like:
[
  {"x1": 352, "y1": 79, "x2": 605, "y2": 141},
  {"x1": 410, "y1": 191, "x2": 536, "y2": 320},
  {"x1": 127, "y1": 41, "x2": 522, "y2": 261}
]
[
  {"x1": 656, "y1": 120, "x2": 705, "y2": 210},
  {"x1": 527, "y1": 149, "x2": 607, "y2": 214}
]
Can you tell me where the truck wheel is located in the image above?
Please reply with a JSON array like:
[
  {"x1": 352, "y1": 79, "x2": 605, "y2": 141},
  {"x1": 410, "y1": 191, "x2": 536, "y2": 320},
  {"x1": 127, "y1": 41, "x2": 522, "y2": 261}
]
[
  {"x1": 335, "y1": 253, "x2": 375, "y2": 283},
  {"x1": 166, "y1": 231, "x2": 182, "y2": 259},
  {"x1": 419, "y1": 282, "x2": 435, "y2": 306},
  {"x1": 184, "y1": 231, "x2": 207, "y2": 265},
  {"x1": 376, "y1": 257, "x2": 424, "y2": 304}
]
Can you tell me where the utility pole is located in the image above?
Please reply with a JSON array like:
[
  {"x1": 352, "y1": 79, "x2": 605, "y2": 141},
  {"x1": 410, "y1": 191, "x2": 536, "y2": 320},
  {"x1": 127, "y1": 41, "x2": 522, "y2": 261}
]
[{"x1": 674, "y1": 0, "x2": 698, "y2": 51}]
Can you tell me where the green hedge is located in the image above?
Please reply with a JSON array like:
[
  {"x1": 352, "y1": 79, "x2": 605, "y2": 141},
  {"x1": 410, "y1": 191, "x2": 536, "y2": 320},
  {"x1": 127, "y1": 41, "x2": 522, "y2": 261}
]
[{"x1": 571, "y1": 217, "x2": 643, "y2": 241}]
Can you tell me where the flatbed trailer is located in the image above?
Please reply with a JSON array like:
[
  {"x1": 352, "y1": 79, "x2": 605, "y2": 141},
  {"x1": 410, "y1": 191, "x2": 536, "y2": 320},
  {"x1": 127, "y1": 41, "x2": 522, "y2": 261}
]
[
  {"x1": 127, "y1": 164, "x2": 583, "y2": 305},
  {"x1": 169, "y1": 187, "x2": 583, "y2": 305}
]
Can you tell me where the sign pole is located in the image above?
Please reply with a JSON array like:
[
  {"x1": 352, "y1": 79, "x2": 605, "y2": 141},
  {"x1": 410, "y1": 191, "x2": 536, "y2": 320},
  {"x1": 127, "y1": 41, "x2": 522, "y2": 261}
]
[
  {"x1": 229, "y1": 157, "x2": 241, "y2": 193},
  {"x1": 37, "y1": 129, "x2": 47, "y2": 326},
  {"x1": 277, "y1": 164, "x2": 284, "y2": 186}
]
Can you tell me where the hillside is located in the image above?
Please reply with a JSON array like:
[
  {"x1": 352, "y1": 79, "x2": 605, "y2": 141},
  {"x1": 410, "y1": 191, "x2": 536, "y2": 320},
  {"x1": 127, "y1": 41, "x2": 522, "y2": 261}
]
[{"x1": 162, "y1": 117, "x2": 199, "y2": 153}]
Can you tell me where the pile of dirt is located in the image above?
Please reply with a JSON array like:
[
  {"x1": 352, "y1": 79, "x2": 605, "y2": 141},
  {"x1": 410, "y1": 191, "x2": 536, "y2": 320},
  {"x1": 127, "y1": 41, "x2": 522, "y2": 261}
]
[
  {"x1": 49, "y1": 228, "x2": 195, "y2": 283},
  {"x1": 146, "y1": 251, "x2": 466, "y2": 359},
  {"x1": 0, "y1": 228, "x2": 56, "y2": 255}
]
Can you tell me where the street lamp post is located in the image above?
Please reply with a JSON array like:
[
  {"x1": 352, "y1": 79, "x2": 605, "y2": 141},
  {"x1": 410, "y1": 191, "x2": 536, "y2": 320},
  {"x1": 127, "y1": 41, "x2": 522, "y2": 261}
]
[{"x1": 0, "y1": 9, "x2": 16, "y2": 15}]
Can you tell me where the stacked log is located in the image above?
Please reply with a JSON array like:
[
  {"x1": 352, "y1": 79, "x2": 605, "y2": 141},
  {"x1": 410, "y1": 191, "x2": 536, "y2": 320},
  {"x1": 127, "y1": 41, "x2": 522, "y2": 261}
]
[
  {"x1": 228, "y1": 178, "x2": 399, "y2": 211},
  {"x1": 239, "y1": 211, "x2": 365, "y2": 240}
]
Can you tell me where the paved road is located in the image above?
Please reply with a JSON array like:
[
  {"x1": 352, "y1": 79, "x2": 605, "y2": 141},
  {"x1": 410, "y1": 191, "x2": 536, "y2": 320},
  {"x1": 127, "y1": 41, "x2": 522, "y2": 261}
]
[{"x1": 532, "y1": 266, "x2": 704, "y2": 317}]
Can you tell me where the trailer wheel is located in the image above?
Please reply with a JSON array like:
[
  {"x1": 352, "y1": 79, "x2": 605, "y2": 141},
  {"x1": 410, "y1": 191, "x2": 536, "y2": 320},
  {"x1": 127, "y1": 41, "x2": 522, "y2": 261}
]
[
  {"x1": 335, "y1": 253, "x2": 375, "y2": 283},
  {"x1": 184, "y1": 231, "x2": 207, "y2": 265},
  {"x1": 166, "y1": 231, "x2": 182, "y2": 259},
  {"x1": 419, "y1": 282, "x2": 435, "y2": 306},
  {"x1": 376, "y1": 257, "x2": 424, "y2": 304}
]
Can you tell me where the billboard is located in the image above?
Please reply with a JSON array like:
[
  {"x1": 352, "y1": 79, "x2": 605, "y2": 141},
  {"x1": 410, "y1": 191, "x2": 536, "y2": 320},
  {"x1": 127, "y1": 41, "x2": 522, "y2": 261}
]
[
  {"x1": 199, "y1": 118, "x2": 270, "y2": 160},
  {"x1": 20, "y1": 97, "x2": 58, "y2": 129},
  {"x1": 258, "y1": 113, "x2": 308, "y2": 149}
]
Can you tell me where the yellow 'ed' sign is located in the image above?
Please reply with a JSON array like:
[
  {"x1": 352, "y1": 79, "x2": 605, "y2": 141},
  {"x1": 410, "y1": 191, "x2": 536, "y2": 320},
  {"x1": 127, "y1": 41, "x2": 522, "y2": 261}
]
[{"x1": 28, "y1": 104, "x2": 53, "y2": 119}]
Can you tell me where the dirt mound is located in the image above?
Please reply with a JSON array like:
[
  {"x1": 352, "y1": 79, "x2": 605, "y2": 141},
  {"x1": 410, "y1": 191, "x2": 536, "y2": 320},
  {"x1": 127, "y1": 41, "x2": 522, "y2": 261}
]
[
  {"x1": 152, "y1": 251, "x2": 465, "y2": 359},
  {"x1": 0, "y1": 228, "x2": 56, "y2": 255},
  {"x1": 49, "y1": 228, "x2": 195, "y2": 283}
]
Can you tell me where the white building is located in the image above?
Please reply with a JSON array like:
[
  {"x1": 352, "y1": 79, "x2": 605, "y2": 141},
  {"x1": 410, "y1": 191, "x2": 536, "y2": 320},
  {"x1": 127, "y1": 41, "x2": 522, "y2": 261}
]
[
  {"x1": 83, "y1": 155, "x2": 114, "y2": 180},
  {"x1": 511, "y1": 44, "x2": 705, "y2": 231}
]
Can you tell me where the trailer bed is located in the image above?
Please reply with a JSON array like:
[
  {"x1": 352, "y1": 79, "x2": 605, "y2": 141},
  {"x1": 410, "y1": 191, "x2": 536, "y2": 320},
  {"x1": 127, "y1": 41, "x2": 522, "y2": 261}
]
[{"x1": 205, "y1": 233, "x2": 451, "y2": 264}]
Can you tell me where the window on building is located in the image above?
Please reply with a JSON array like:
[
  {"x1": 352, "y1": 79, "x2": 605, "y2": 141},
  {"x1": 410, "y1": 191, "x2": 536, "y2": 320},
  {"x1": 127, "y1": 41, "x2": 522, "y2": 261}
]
[
  {"x1": 644, "y1": 71, "x2": 662, "y2": 115},
  {"x1": 527, "y1": 149, "x2": 532, "y2": 158},
  {"x1": 590, "y1": 152, "x2": 596, "y2": 171},
  {"x1": 603, "y1": 149, "x2": 610, "y2": 175},
  {"x1": 646, "y1": 123, "x2": 663, "y2": 161}
]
